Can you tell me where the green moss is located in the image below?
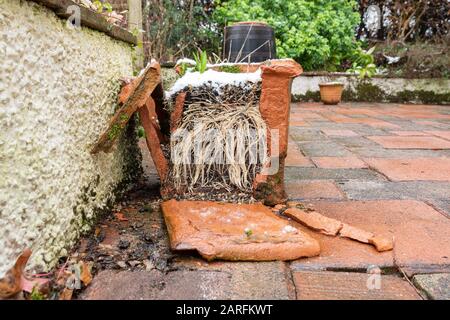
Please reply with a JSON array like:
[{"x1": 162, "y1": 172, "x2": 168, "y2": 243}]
[
  {"x1": 119, "y1": 113, "x2": 129, "y2": 125},
  {"x1": 292, "y1": 90, "x2": 321, "y2": 102},
  {"x1": 218, "y1": 65, "x2": 242, "y2": 73},
  {"x1": 30, "y1": 287, "x2": 46, "y2": 300},
  {"x1": 108, "y1": 123, "x2": 122, "y2": 140},
  {"x1": 342, "y1": 81, "x2": 385, "y2": 102},
  {"x1": 392, "y1": 90, "x2": 450, "y2": 105},
  {"x1": 293, "y1": 79, "x2": 450, "y2": 105}
]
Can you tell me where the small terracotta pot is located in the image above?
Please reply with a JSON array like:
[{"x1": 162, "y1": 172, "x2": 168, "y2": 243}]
[{"x1": 319, "y1": 82, "x2": 344, "y2": 105}]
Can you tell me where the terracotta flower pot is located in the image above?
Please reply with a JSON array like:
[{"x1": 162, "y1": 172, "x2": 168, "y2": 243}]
[{"x1": 319, "y1": 82, "x2": 344, "y2": 105}]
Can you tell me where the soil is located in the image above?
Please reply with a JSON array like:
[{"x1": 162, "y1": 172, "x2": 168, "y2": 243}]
[{"x1": 71, "y1": 180, "x2": 175, "y2": 275}]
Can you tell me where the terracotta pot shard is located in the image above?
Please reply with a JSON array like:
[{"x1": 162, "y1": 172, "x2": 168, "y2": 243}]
[{"x1": 161, "y1": 200, "x2": 320, "y2": 261}]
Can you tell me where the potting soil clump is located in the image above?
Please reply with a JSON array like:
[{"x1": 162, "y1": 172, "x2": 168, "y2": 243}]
[{"x1": 165, "y1": 69, "x2": 268, "y2": 202}]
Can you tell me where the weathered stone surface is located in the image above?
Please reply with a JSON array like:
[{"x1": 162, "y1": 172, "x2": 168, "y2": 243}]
[
  {"x1": 364, "y1": 158, "x2": 450, "y2": 181},
  {"x1": 284, "y1": 208, "x2": 342, "y2": 236},
  {"x1": 286, "y1": 180, "x2": 344, "y2": 200},
  {"x1": 161, "y1": 200, "x2": 320, "y2": 261},
  {"x1": 425, "y1": 131, "x2": 450, "y2": 141},
  {"x1": 413, "y1": 273, "x2": 450, "y2": 300},
  {"x1": 285, "y1": 142, "x2": 314, "y2": 167},
  {"x1": 294, "y1": 271, "x2": 421, "y2": 300},
  {"x1": 82, "y1": 261, "x2": 294, "y2": 300},
  {"x1": 302, "y1": 200, "x2": 450, "y2": 267},
  {"x1": 0, "y1": 0, "x2": 138, "y2": 276},
  {"x1": 284, "y1": 167, "x2": 385, "y2": 181},
  {"x1": 321, "y1": 129, "x2": 358, "y2": 137},
  {"x1": 368, "y1": 136, "x2": 450, "y2": 149},
  {"x1": 311, "y1": 156, "x2": 368, "y2": 169},
  {"x1": 172, "y1": 260, "x2": 295, "y2": 299}
]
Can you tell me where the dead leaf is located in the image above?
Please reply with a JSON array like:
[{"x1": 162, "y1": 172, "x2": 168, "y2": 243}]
[
  {"x1": 79, "y1": 262, "x2": 93, "y2": 286},
  {"x1": 114, "y1": 212, "x2": 128, "y2": 221},
  {"x1": 20, "y1": 276, "x2": 49, "y2": 293},
  {"x1": 59, "y1": 288, "x2": 73, "y2": 300}
]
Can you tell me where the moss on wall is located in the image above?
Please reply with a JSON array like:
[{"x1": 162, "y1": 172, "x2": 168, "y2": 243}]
[{"x1": 292, "y1": 76, "x2": 450, "y2": 105}]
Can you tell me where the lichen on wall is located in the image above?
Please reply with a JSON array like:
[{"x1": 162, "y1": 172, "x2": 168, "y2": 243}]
[{"x1": 0, "y1": 0, "x2": 140, "y2": 276}]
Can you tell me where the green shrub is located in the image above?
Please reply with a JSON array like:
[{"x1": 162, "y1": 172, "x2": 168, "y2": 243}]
[
  {"x1": 213, "y1": 0, "x2": 361, "y2": 71},
  {"x1": 348, "y1": 46, "x2": 377, "y2": 78}
]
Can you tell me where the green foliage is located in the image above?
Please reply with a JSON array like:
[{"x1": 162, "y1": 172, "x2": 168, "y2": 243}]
[
  {"x1": 108, "y1": 124, "x2": 122, "y2": 141},
  {"x1": 92, "y1": 0, "x2": 113, "y2": 13},
  {"x1": 213, "y1": 0, "x2": 361, "y2": 71},
  {"x1": 348, "y1": 46, "x2": 377, "y2": 79},
  {"x1": 137, "y1": 126, "x2": 145, "y2": 138},
  {"x1": 218, "y1": 65, "x2": 241, "y2": 73},
  {"x1": 144, "y1": 1, "x2": 219, "y2": 61},
  {"x1": 30, "y1": 287, "x2": 45, "y2": 300},
  {"x1": 193, "y1": 50, "x2": 208, "y2": 73}
]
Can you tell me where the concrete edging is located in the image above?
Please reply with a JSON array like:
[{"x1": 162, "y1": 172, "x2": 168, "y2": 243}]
[{"x1": 292, "y1": 74, "x2": 450, "y2": 105}]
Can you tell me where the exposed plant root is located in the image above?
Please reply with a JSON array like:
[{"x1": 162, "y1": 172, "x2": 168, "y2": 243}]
[{"x1": 169, "y1": 82, "x2": 267, "y2": 194}]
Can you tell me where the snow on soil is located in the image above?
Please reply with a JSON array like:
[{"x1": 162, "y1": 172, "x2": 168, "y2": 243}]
[{"x1": 166, "y1": 68, "x2": 262, "y2": 98}]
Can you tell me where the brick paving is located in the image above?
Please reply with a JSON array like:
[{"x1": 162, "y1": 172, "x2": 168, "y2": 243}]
[
  {"x1": 82, "y1": 102, "x2": 450, "y2": 300},
  {"x1": 286, "y1": 102, "x2": 450, "y2": 299}
]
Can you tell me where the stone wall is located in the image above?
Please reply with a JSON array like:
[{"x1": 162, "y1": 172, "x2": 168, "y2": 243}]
[
  {"x1": 292, "y1": 74, "x2": 450, "y2": 105},
  {"x1": 0, "y1": 0, "x2": 141, "y2": 276}
]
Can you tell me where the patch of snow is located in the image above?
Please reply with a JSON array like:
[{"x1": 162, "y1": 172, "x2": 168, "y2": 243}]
[
  {"x1": 282, "y1": 225, "x2": 298, "y2": 234},
  {"x1": 383, "y1": 55, "x2": 401, "y2": 65},
  {"x1": 166, "y1": 68, "x2": 262, "y2": 98},
  {"x1": 175, "y1": 58, "x2": 197, "y2": 66}
]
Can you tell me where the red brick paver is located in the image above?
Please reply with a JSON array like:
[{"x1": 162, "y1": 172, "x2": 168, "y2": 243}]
[
  {"x1": 425, "y1": 131, "x2": 450, "y2": 141},
  {"x1": 321, "y1": 129, "x2": 359, "y2": 137},
  {"x1": 295, "y1": 200, "x2": 450, "y2": 268},
  {"x1": 368, "y1": 136, "x2": 450, "y2": 149},
  {"x1": 364, "y1": 158, "x2": 450, "y2": 181},
  {"x1": 294, "y1": 271, "x2": 421, "y2": 300},
  {"x1": 286, "y1": 142, "x2": 314, "y2": 167},
  {"x1": 390, "y1": 131, "x2": 429, "y2": 136},
  {"x1": 285, "y1": 181, "x2": 344, "y2": 200},
  {"x1": 311, "y1": 156, "x2": 367, "y2": 169}
]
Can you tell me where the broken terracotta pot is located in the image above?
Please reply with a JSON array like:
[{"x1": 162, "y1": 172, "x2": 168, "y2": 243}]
[
  {"x1": 284, "y1": 207, "x2": 394, "y2": 252},
  {"x1": 91, "y1": 61, "x2": 162, "y2": 154},
  {"x1": 163, "y1": 59, "x2": 303, "y2": 205},
  {"x1": 161, "y1": 200, "x2": 320, "y2": 261}
]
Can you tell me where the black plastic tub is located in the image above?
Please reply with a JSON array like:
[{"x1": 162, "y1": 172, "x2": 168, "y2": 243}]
[{"x1": 223, "y1": 22, "x2": 277, "y2": 63}]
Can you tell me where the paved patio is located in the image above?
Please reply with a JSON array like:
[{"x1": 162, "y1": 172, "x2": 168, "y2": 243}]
[{"x1": 81, "y1": 102, "x2": 450, "y2": 300}]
